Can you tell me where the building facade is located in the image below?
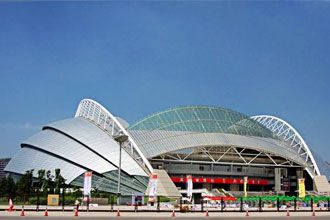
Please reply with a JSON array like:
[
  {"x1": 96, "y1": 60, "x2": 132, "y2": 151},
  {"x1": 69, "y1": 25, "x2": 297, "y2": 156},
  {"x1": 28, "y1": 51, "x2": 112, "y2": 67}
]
[
  {"x1": 0, "y1": 158, "x2": 11, "y2": 179},
  {"x1": 4, "y1": 99, "x2": 330, "y2": 195}
]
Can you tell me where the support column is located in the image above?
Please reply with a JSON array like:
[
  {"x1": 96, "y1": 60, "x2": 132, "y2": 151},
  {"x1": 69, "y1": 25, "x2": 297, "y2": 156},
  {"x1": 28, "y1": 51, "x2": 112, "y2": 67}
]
[
  {"x1": 275, "y1": 168, "x2": 281, "y2": 193},
  {"x1": 296, "y1": 168, "x2": 304, "y2": 195}
]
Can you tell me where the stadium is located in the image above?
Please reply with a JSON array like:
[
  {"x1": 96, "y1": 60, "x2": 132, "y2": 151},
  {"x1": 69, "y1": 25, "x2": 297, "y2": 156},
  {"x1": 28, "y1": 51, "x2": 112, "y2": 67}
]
[{"x1": 5, "y1": 99, "x2": 330, "y2": 200}]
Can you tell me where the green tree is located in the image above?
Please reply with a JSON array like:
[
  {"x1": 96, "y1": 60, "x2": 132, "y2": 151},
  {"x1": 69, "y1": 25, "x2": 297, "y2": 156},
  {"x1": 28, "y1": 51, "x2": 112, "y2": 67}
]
[
  {"x1": 92, "y1": 187, "x2": 100, "y2": 198},
  {"x1": 37, "y1": 169, "x2": 45, "y2": 191},
  {"x1": 0, "y1": 177, "x2": 14, "y2": 198},
  {"x1": 0, "y1": 177, "x2": 5, "y2": 197},
  {"x1": 54, "y1": 169, "x2": 65, "y2": 194},
  {"x1": 17, "y1": 170, "x2": 34, "y2": 203},
  {"x1": 72, "y1": 186, "x2": 82, "y2": 199},
  {"x1": 36, "y1": 169, "x2": 46, "y2": 207},
  {"x1": 42, "y1": 170, "x2": 54, "y2": 195},
  {"x1": 5, "y1": 176, "x2": 17, "y2": 199}
]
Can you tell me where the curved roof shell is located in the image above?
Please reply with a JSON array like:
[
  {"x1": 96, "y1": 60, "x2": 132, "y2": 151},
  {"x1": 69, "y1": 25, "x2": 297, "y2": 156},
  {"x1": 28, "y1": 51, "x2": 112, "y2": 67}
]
[
  {"x1": 129, "y1": 105, "x2": 275, "y2": 138},
  {"x1": 5, "y1": 117, "x2": 148, "y2": 191},
  {"x1": 45, "y1": 118, "x2": 147, "y2": 176},
  {"x1": 5, "y1": 147, "x2": 86, "y2": 183}
]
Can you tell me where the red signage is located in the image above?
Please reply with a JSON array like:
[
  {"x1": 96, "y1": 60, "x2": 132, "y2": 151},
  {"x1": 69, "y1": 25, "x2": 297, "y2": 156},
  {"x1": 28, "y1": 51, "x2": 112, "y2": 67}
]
[
  {"x1": 171, "y1": 177, "x2": 269, "y2": 185},
  {"x1": 203, "y1": 196, "x2": 237, "y2": 201}
]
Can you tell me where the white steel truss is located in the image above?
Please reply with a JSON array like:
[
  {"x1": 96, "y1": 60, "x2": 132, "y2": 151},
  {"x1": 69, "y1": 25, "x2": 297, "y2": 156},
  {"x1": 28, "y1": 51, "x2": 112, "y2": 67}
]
[
  {"x1": 251, "y1": 115, "x2": 320, "y2": 178},
  {"x1": 153, "y1": 145, "x2": 301, "y2": 168},
  {"x1": 75, "y1": 99, "x2": 153, "y2": 174}
]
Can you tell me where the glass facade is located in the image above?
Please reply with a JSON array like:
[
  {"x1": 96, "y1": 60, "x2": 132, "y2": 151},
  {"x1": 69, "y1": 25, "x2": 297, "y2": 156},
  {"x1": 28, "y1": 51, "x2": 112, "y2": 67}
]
[{"x1": 129, "y1": 106, "x2": 275, "y2": 138}]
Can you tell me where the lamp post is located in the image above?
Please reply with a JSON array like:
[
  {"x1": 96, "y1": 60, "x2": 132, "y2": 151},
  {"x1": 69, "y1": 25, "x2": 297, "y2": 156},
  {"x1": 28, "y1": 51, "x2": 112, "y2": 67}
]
[{"x1": 114, "y1": 132, "x2": 128, "y2": 205}]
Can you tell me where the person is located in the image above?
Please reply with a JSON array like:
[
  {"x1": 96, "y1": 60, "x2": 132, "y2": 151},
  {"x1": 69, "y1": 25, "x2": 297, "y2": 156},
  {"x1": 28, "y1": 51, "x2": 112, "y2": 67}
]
[{"x1": 75, "y1": 199, "x2": 80, "y2": 211}]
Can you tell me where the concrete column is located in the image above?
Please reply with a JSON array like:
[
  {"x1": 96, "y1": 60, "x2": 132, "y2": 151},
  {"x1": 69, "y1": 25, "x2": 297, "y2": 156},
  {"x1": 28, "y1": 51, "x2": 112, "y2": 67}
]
[
  {"x1": 296, "y1": 168, "x2": 304, "y2": 192},
  {"x1": 275, "y1": 168, "x2": 281, "y2": 192}
]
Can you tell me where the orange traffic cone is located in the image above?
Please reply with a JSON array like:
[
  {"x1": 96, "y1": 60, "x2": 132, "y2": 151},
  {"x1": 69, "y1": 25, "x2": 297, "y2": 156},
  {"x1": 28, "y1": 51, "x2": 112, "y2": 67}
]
[
  {"x1": 20, "y1": 206, "x2": 25, "y2": 216},
  {"x1": 7, "y1": 198, "x2": 14, "y2": 212},
  {"x1": 312, "y1": 208, "x2": 316, "y2": 217},
  {"x1": 116, "y1": 208, "x2": 120, "y2": 217},
  {"x1": 44, "y1": 207, "x2": 48, "y2": 217},
  {"x1": 286, "y1": 209, "x2": 290, "y2": 217},
  {"x1": 205, "y1": 209, "x2": 209, "y2": 217},
  {"x1": 74, "y1": 208, "x2": 78, "y2": 217},
  {"x1": 245, "y1": 209, "x2": 249, "y2": 217},
  {"x1": 171, "y1": 210, "x2": 176, "y2": 217}
]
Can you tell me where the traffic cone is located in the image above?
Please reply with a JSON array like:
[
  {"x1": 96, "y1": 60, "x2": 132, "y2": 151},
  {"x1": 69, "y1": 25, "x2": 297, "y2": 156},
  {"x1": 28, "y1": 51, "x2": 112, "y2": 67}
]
[
  {"x1": 312, "y1": 208, "x2": 316, "y2": 217},
  {"x1": 245, "y1": 209, "x2": 249, "y2": 217},
  {"x1": 286, "y1": 209, "x2": 290, "y2": 217},
  {"x1": 20, "y1": 206, "x2": 25, "y2": 216},
  {"x1": 205, "y1": 209, "x2": 209, "y2": 217},
  {"x1": 116, "y1": 208, "x2": 120, "y2": 217},
  {"x1": 74, "y1": 208, "x2": 78, "y2": 217},
  {"x1": 171, "y1": 210, "x2": 176, "y2": 217},
  {"x1": 44, "y1": 207, "x2": 48, "y2": 217},
  {"x1": 7, "y1": 198, "x2": 14, "y2": 212}
]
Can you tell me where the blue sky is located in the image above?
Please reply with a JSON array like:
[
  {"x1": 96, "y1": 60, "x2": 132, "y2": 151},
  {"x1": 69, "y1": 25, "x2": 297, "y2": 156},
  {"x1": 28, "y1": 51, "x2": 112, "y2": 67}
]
[{"x1": 0, "y1": 2, "x2": 329, "y2": 162}]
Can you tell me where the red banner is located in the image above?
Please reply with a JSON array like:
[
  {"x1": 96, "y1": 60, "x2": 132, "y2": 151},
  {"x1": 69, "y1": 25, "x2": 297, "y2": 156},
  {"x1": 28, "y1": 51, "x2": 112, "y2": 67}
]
[
  {"x1": 171, "y1": 177, "x2": 269, "y2": 185},
  {"x1": 203, "y1": 196, "x2": 237, "y2": 201}
]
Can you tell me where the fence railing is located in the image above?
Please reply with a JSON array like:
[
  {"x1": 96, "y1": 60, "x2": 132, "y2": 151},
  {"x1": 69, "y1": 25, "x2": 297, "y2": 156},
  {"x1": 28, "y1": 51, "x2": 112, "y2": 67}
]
[{"x1": 1, "y1": 195, "x2": 330, "y2": 212}]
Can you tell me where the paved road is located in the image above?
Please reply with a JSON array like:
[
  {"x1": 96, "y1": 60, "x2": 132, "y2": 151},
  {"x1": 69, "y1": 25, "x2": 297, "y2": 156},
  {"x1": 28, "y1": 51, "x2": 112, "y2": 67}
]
[
  {"x1": 1, "y1": 211, "x2": 330, "y2": 219},
  {"x1": 1, "y1": 217, "x2": 330, "y2": 220}
]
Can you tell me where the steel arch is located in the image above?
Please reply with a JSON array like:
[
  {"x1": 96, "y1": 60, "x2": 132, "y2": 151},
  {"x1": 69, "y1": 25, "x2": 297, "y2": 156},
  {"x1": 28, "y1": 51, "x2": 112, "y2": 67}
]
[
  {"x1": 251, "y1": 115, "x2": 320, "y2": 178},
  {"x1": 75, "y1": 99, "x2": 153, "y2": 174}
]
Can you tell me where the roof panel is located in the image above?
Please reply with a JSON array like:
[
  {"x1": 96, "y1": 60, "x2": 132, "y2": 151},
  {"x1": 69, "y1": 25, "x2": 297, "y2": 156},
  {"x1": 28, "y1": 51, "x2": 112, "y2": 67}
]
[
  {"x1": 46, "y1": 118, "x2": 148, "y2": 177},
  {"x1": 23, "y1": 128, "x2": 115, "y2": 174},
  {"x1": 5, "y1": 147, "x2": 85, "y2": 183},
  {"x1": 129, "y1": 106, "x2": 274, "y2": 138}
]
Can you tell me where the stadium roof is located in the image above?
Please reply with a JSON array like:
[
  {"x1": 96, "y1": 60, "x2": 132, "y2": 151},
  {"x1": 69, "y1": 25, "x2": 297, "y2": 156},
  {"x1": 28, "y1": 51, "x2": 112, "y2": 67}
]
[
  {"x1": 126, "y1": 105, "x2": 320, "y2": 178},
  {"x1": 4, "y1": 98, "x2": 330, "y2": 193},
  {"x1": 128, "y1": 105, "x2": 275, "y2": 138}
]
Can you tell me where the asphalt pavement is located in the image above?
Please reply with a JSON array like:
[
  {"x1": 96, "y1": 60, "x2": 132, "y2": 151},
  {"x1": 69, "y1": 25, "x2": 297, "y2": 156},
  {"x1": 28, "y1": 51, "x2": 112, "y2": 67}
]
[
  {"x1": 1, "y1": 210, "x2": 330, "y2": 219},
  {"x1": 1, "y1": 217, "x2": 330, "y2": 220}
]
